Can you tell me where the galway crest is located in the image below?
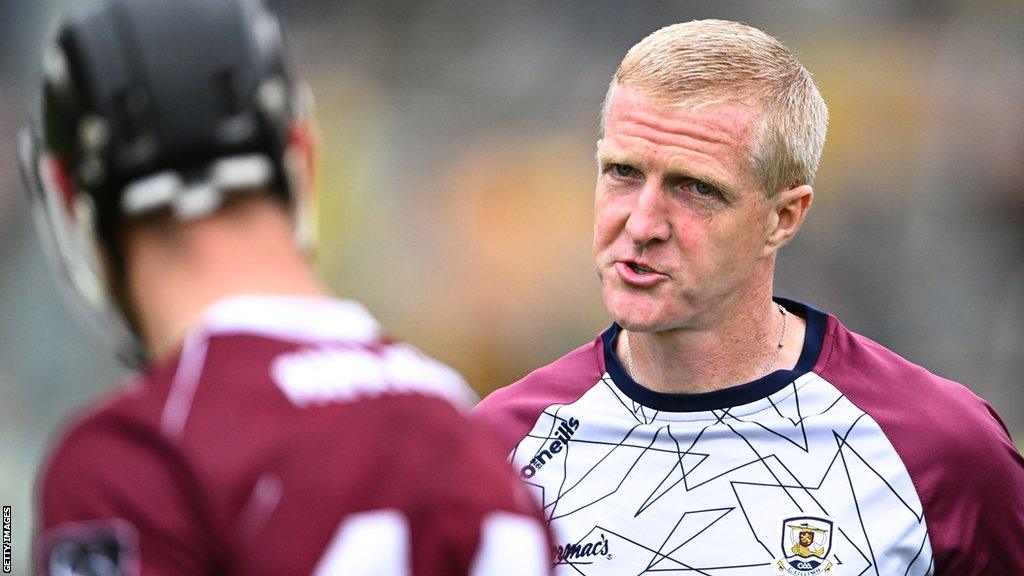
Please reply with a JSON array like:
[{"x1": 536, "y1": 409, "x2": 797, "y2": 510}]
[{"x1": 776, "y1": 516, "x2": 836, "y2": 575}]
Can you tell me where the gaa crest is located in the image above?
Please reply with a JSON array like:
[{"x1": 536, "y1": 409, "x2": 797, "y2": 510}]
[{"x1": 775, "y1": 516, "x2": 836, "y2": 575}]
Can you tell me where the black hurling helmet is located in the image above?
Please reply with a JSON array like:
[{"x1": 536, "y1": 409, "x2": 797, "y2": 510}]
[{"x1": 19, "y1": 0, "x2": 314, "y2": 365}]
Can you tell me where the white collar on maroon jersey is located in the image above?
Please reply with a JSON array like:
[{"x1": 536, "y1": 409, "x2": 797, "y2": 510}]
[{"x1": 197, "y1": 294, "x2": 382, "y2": 343}]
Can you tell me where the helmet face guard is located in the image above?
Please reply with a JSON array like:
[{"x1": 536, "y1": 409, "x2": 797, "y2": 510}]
[{"x1": 18, "y1": 124, "x2": 143, "y2": 366}]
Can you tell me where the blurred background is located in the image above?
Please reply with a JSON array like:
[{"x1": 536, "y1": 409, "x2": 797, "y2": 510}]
[{"x1": 1, "y1": 0, "x2": 1022, "y2": 572}]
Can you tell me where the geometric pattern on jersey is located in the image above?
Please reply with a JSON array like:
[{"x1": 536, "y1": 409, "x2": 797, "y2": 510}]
[
  {"x1": 508, "y1": 301, "x2": 934, "y2": 576},
  {"x1": 513, "y1": 373, "x2": 934, "y2": 576}
]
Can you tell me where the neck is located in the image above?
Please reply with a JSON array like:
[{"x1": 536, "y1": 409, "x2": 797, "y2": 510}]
[
  {"x1": 123, "y1": 196, "x2": 328, "y2": 362},
  {"x1": 618, "y1": 281, "x2": 806, "y2": 395}
]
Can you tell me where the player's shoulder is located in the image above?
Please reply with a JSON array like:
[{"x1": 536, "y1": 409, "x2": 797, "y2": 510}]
[
  {"x1": 476, "y1": 332, "x2": 604, "y2": 415},
  {"x1": 44, "y1": 353, "x2": 183, "y2": 464},
  {"x1": 37, "y1": 362, "x2": 185, "y2": 519},
  {"x1": 814, "y1": 313, "x2": 1016, "y2": 468},
  {"x1": 818, "y1": 315, "x2": 996, "y2": 426},
  {"x1": 474, "y1": 331, "x2": 606, "y2": 454},
  {"x1": 37, "y1": 360, "x2": 226, "y2": 575}
]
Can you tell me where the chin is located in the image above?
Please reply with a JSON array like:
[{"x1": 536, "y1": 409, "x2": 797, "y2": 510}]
[
  {"x1": 614, "y1": 314, "x2": 677, "y2": 334},
  {"x1": 603, "y1": 290, "x2": 671, "y2": 333}
]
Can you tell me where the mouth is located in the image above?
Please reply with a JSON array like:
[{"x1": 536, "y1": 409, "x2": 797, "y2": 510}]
[
  {"x1": 614, "y1": 260, "x2": 667, "y2": 287},
  {"x1": 626, "y1": 261, "x2": 655, "y2": 275}
]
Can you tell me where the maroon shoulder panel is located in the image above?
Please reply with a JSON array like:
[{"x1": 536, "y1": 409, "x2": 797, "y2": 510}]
[
  {"x1": 473, "y1": 335, "x2": 605, "y2": 456},
  {"x1": 814, "y1": 315, "x2": 1024, "y2": 574},
  {"x1": 36, "y1": 356, "x2": 217, "y2": 576}
]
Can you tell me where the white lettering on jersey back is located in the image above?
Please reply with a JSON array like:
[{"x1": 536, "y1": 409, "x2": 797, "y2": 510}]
[{"x1": 271, "y1": 343, "x2": 474, "y2": 409}]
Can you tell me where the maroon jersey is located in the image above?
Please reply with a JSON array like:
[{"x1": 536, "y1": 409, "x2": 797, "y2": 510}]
[{"x1": 36, "y1": 295, "x2": 550, "y2": 576}]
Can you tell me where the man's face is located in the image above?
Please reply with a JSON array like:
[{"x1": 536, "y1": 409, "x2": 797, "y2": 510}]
[{"x1": 594, "y1": 84, "x2": 775, "y2": 333}]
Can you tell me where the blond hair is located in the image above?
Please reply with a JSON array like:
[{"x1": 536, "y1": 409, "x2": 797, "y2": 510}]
[{"x1": 601, "y1": 20, "x2": 828, "y2": 196}]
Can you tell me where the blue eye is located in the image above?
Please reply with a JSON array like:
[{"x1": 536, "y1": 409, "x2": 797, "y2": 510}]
[
  {"x1": 693, "y1": 181, "x2": 716, "y2": 196},
  {"x1": 612, "y1": 164, "x2": 636, "y2": 178}
]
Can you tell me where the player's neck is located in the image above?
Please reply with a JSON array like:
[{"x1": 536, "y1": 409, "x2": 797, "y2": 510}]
[
  {"x1": 616, "y1": 283, "x2": 806, "y2": 395},
  {"x1": 124, "y1": 197, "x2": 329, "y2": 363}
]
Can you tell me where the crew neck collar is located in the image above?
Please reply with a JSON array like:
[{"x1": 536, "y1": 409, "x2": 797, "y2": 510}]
[
  {"x1": 601, "y1": 297, "x2": 827, "y2": 412},
  {"x1": 197, "y1": 293, "x2": 381, "y2": 343}
]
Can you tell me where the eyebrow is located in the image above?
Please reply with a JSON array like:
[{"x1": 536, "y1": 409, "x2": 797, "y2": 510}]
[{"x1": 596, "y1": 147, "x2": 738, "y2": 199}]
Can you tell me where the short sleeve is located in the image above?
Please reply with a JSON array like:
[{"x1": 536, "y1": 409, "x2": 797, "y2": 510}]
[{"x1": 923, "y1": 401, "x2": 1024, "y2": 574}]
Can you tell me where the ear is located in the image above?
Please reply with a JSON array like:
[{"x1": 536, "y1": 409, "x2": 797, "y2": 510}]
[
  {"x1": 285, "y1": 118, "x2": 320, "y2": 252},
  {"x1": 288, "y1": 118, "x2": 319, "y2": 197},
  {"x1": 762, "y1": 184, "x2": 812, "y2": 257}
]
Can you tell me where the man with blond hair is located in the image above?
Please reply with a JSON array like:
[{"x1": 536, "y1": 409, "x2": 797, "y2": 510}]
[{"x1": 476, "y1": 19, "x2": 1024, "y2": 575}]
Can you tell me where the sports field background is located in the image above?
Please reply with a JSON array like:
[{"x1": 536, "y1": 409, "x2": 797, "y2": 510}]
[{"x1": 1, "y1": 1, "x2": 1022, "y2": 573}]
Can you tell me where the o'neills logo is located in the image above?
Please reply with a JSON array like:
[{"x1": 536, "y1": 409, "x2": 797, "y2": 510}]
[
  {"x1": 554, "y1": 533, "x2": 611, "y2": 564},
  {"x1": 520, "y1": 417, "x2": 580, "y2": 479}
]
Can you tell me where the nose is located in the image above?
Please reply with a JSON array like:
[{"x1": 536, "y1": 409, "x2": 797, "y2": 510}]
[{"x1": 625, "y1": 181, "x2": 671, "y2": 246}]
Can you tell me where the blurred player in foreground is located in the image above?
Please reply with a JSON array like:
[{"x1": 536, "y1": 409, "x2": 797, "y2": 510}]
[
  {"x1": 20, "y1": 0, "x2": 549, "y2": 574},
  {"x1": 475, "y1": 19, "x2": 1024, "y2": 575}
]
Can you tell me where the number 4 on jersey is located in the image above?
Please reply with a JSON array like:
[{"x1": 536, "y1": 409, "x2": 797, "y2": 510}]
[{"x1": 314, "y1": 510, "x2": 549, "y2": 575}]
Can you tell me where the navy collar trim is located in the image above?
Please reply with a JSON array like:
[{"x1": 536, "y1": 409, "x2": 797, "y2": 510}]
[{"x1": 601, "y1": 297, "x2": 827, "y2": 412}]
